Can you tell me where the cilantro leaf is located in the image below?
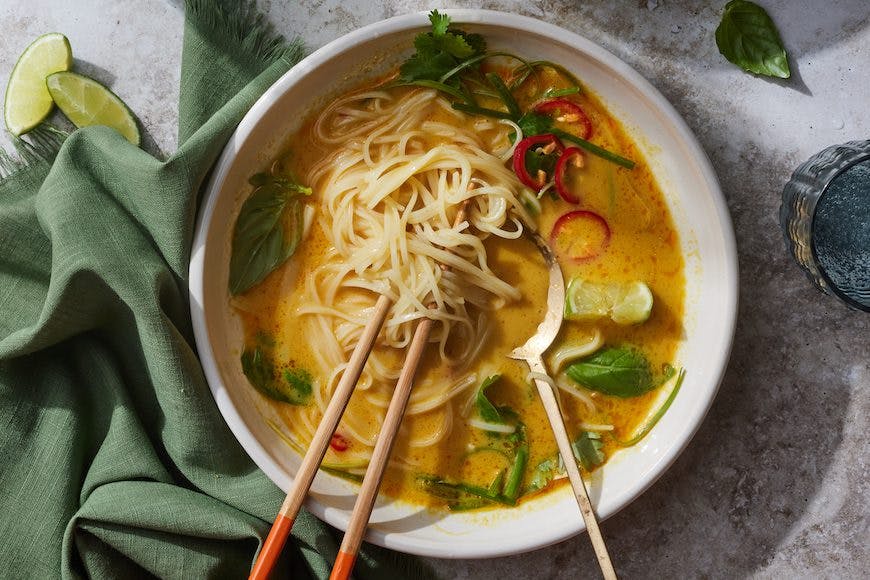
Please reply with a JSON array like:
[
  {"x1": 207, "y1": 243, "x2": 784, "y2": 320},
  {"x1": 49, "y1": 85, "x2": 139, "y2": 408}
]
[
  {"x1": 517, "y1": 111, "x2": 553, "y2": 137},
  {"x1": 437, "y1": 33, "x2": 475, "y2": 60},
  {"x1": 399, "y1": 10, "x2": 486, "y2": 82},
  {"x1": 400, "y1": 52, "x2": 457, "y2": 83},
  {"x1": 572, "y1": 431, "x2": 606, "y2": 470},
  {"x1": 527, "y1": 455, "x2": 563, "y2": 492},
  {"x1": 524, "y1": 147, "x2": 559, "y2": 180},
  {"x1": 458, "y1": 31, "x2": 486, "y2": 55},
  {"x1": 429, "y1": 9, "x2": 450, "y2": 36}
]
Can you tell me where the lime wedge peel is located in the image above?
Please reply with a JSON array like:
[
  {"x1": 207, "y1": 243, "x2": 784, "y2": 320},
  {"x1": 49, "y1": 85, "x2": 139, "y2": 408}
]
[
  {"x1": 46, "y1": 71, "x2": 140, "y2": 146},
  {"x1": 565, "y1": 278, "x2": 654, "y2": 325},
  {"x1": 4, "y1": 33, "x2": 72, "y2": 136}
]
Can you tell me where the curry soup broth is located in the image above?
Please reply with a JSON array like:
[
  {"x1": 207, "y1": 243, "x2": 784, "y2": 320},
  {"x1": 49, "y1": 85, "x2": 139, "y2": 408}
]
[{"x1": 232, "y1": 77, "x2": 684, "y2": 509}]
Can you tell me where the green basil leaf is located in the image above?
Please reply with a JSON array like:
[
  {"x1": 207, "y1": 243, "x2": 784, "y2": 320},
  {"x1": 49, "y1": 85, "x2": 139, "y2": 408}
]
[
  {"x1": 283, "y1": 367, "x2": 313, "y2": 405},
  {"x1": 229, "y1": 177, "x2": 308, "y2": 295},
  {"x1": 716, "y1": 0, "x2": 790, "y2": 79},
  {"x1": 240, "y1": 347, "x2": 312, "y2": 405},
  {"x1": 475, "y1": 374, "x2": 503, "y2": 423},
  {"x1": 565, "y1": 346, "x2": 653, "y2": 397},
  {"x1": 572, "y1": 431, "x2": 605, "y2": 470}
]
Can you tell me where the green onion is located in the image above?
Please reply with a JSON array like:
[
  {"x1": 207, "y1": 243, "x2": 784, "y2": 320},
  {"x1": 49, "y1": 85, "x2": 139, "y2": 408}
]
[
  {"x1": 502, "y1": 442, "x2": 529, "y2": 501},
  {"x1": 439, "y1": 51, "x2": 533, "y2": 84},
  {"x1": 542, "y1": 86, "x2": 581, "y2": 98},
  {"x1": 320, "y1": 466, "x2": 364, "y2": 483},
  {"x1": 392, "y1": 79, "x2": 472, "y2": 103},
  {"x1": 511, "y1": 60, "x2": 586, "y2": 91},
  {"x1": 486, "y1": 72, "x2": 521, "y2": 118},
  {"x1": 551, "y1": 128, "x2": 636, "y2": 169},
  {"x1": 451, "y1": 102, "x2": 514, "y2": 120},
  {"x1": 618, "y1": 368, "x2": 686, "y2": 447}
]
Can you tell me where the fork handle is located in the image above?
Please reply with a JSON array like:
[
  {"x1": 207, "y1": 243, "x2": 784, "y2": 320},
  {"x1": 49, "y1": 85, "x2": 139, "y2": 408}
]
[{"x1": 526, "y1": 356, "x2": 618, "y2": 580}]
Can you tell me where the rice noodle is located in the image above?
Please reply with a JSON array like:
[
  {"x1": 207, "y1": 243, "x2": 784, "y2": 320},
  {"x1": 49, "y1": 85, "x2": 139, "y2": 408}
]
[{"x1": 296, "y1": 87, "x2": 537, "y2": 452}]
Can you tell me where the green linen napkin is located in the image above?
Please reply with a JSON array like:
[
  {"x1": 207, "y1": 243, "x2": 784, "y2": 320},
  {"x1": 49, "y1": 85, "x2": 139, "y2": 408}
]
[{"x1": 0, "y1": 1, "x2": 433, "y2": 578}]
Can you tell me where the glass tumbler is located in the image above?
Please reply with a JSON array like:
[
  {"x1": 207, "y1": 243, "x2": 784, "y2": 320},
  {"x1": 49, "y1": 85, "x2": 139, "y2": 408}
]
[{"x1": 780, "y1": 140, "x2": 870, "y2": 311}]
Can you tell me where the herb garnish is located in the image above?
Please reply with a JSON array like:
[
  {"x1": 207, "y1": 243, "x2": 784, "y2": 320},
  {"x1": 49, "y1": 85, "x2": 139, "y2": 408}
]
[
  {"x1": 240, "y1": 342, "x2": 313, "y2": 405},
  {"x1": 527, "y1": 430, "x2": 607, "y2": 492},
  {"x1": 229, "y1": 171, "x2": 311, "y2": 295},
  {"x1": 419, "y1": 412, "x2": 529, "y2": 509},
  {"x1": 397, "y1": 10, "x2": 486, "y2": 102},
  {"x1": 572, "y1": 431, "x2": 605, "y2": 470},
  {"x1": 716, "y1": 0, "x2": 790, "y2": 79},
  {"x1": 565, "y1": 346, "x2": 654, "y2": 398},
  {"x1": 398, "y1": 11, "x2": 635, "y2": 169},
  {"x1": 474, "y1": 374, "x2": 504, "y2": 423}
]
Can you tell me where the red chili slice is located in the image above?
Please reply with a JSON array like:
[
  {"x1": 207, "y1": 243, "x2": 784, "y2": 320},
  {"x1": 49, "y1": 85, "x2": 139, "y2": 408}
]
[
  {"x1": 512, "y1": 133, "x2": 564, "y2": 192},
  {"x1": 550, "y1": 210, "x2": 610, "y2": 262},
  {"x1": 554, "y1": 147, "x2": 585, "y2": 204},
  {"x1": 534, "y1": 98, "x2": 592, "y2": 140},
  {"x1": 330, "y1": 433, "x2": 349, "y2": 452}
]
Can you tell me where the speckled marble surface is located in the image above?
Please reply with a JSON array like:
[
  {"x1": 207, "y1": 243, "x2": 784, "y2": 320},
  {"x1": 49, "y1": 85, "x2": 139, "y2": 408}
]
[{"x1": 2, "y1": 1, "x2": 868, "y2": 578}]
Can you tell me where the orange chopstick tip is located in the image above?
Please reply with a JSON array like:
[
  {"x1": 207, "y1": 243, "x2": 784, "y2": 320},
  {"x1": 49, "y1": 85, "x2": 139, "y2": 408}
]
[
  {"x1": 249, "y1": 513, "x2": 295, "y2": 580},
  {"x1": 329, "y1": 550, "x2": 357, "y2": 580}
]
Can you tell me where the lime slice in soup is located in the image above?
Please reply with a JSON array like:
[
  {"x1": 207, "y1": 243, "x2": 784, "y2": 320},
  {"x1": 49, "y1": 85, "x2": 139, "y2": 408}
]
[
  {"x1": 4, "y1": 33, "x2": 72, "y2": 136},
  {"x1": 46, "y1": 71, "x2": 140, "y2": 145},
  {"x1": 565, "y1": 278, "x2": 653, "y2": 325}
]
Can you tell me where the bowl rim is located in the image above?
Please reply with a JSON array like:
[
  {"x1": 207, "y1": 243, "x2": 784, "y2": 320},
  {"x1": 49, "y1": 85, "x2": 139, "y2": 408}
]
[{"x1": 189, "y1": 8, "x2": 739, "y2": 559}]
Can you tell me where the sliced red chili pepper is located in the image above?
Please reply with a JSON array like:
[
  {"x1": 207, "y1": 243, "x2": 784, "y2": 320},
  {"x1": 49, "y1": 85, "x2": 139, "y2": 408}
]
[
  {"x1": 554, "y1": 147, "x2": 585, "y2": 204},
  {"x1": 534, "y1": 98, "x2": 592, "y2": 140},
  {"x1": 330, "y1": 433, "x2": 349, "y2": 452},
  {"x1": 550, "y1": 210, "x2": 610, "y2": 262},
  {"x1": 512, "y1": 133, "x2": 564, "y2": 192}
]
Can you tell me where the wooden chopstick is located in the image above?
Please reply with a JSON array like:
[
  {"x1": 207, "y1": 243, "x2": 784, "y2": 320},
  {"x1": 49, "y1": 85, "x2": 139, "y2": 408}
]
[
  {"x1": 331, "y1": 312, "x2": 434, "y2": 579},
  {"x1": 249, "y1": 294, "x2": 392, "y2": 580},
  {"x1": 330, "y1": 200, "x2": 471, "y2": 580},
  {"x1": 526, "y1": 358, "x2": 617, "y2": 579}
]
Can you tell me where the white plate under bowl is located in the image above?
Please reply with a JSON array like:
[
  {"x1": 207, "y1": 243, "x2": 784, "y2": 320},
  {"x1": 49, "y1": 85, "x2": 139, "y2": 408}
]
[{"x1": 189, "y1": 10, "x2": 738, "y2": 559}]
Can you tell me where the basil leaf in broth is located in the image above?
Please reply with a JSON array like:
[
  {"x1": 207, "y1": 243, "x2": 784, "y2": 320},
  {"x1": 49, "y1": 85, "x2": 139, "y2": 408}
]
[
  {"x1": 283, "y1": 367, "x2": 313, "y2": 405},
  {"x1": 474, "y1": 374, "x2": 504, "y2": 423},
  {"x1": 565, "y1": 346, "x2": 653, "y2": 398},
  {"x1": 240, "y1": 346, "x2": 313, "y2": 405},
  {"x1": 715, "y1": 0, "x2": 790, "y2": 79},
  {"x1": 229, "y1": 177, "x2": 309, "y2": 295}
]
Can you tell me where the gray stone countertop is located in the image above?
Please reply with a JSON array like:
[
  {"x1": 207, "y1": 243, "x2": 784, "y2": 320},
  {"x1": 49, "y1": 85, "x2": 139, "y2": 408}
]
[{"x1": 2, "y1": 1, "x2": 867, "y2": 578}]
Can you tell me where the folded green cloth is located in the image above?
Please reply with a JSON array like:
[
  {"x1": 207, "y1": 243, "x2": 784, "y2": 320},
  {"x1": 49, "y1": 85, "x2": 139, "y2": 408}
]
[{"x1": 0, "y1": 1, "x2": 433, "y2": 578}]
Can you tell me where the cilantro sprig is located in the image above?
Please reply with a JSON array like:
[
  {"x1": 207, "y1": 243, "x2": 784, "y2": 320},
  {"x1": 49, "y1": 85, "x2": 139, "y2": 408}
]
[
  {"x1": 395, "y1": 11, "x2": 635, "y2": 169},
  {"x1": 399, "y1": 10, "x2": 486, "y2": 83}
]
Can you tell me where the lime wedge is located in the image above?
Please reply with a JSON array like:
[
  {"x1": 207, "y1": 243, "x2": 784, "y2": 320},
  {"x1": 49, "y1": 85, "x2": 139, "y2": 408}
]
[
  {"x1": 565, "y1": 278, "x2": 653, "y2": 325},
  {"x1": 46, "y1": 71, "x2": 140, "y2": 145},
  {"x1": 4, "y1": 33, "x2": 72, "y2": 136}
]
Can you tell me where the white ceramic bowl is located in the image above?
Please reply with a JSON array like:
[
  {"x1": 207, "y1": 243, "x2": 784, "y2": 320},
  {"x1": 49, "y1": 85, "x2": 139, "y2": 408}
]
[{"x1": 189, "y1": 10, "x2": 738, "y2": 559}]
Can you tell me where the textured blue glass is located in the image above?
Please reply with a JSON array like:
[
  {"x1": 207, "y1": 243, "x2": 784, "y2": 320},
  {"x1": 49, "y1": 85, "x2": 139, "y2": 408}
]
[{"x1": 780, "y1": 140, "x2": 870, "y2": 312}]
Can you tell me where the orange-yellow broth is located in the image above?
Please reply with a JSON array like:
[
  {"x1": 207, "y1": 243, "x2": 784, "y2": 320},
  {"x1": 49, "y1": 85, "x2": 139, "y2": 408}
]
[{"x1": 233, "y1": 71, "x2": 684, "y2": 509}]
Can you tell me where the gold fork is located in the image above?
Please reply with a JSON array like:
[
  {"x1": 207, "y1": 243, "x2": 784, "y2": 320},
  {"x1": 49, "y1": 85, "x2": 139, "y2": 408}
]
[{"x1": 508, "y1": 227, "x2": 617, "y2": 580}]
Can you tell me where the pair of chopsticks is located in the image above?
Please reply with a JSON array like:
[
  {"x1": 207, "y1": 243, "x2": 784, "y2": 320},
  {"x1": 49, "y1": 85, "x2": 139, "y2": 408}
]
[{"x1": 249, "y1": 202, "x2": 470, "y2": 580}]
